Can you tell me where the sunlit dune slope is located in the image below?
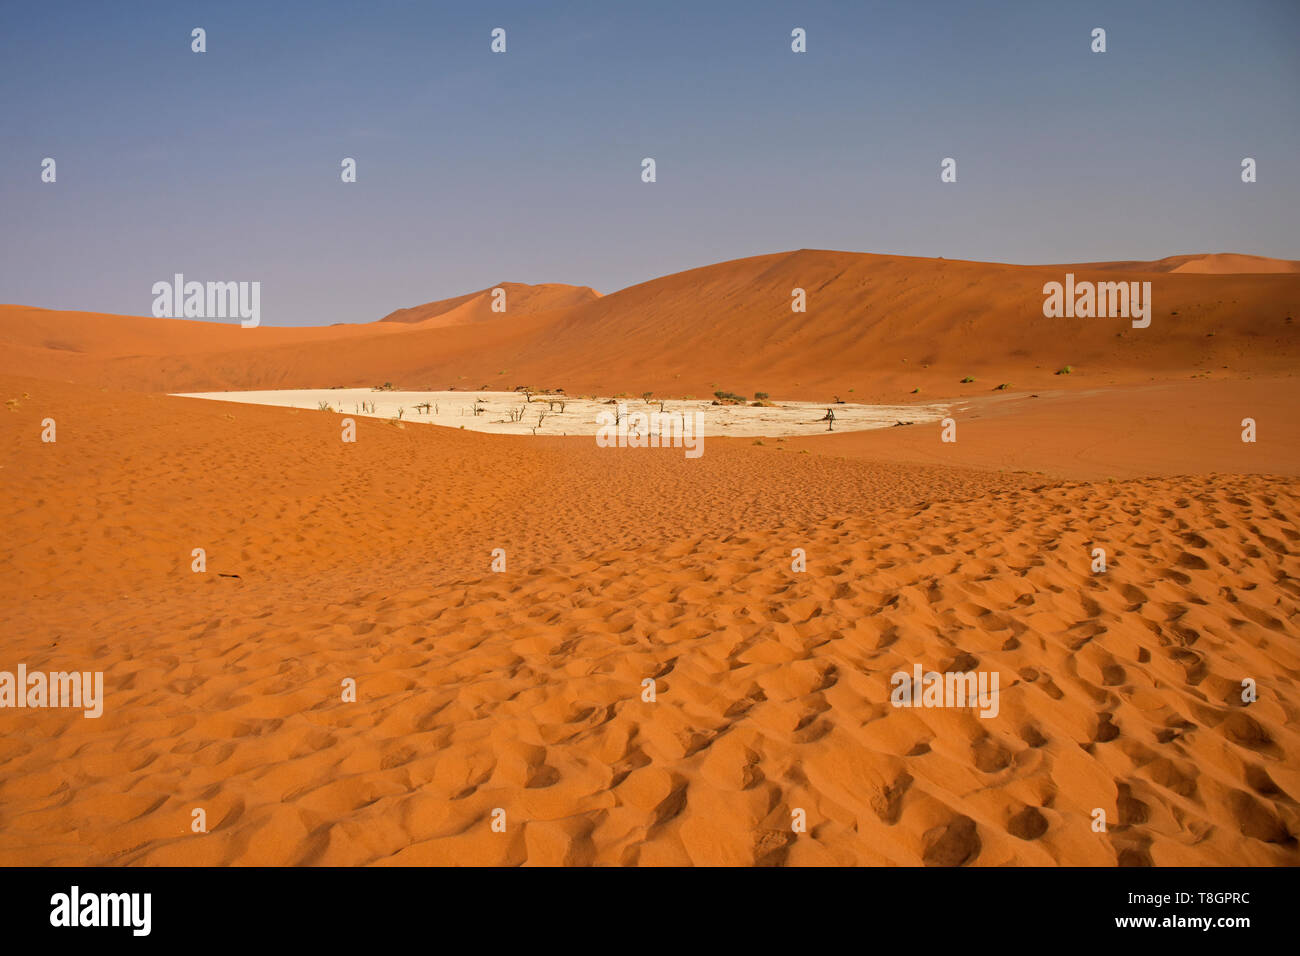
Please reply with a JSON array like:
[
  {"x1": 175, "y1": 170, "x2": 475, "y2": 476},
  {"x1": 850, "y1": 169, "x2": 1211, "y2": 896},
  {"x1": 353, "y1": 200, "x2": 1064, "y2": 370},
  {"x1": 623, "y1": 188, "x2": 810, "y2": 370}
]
[{"x1": 376, "y1": 282, "x2": 600, "y2": 326}]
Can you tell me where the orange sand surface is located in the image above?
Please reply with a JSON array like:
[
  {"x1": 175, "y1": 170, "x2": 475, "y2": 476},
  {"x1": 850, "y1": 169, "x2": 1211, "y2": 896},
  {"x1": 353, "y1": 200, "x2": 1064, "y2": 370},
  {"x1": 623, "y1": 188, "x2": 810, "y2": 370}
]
[
  {"x1": 1, "y1": 250, "x2": 1297, "y2": 866},
  {"x1": 791, "y1": 378, "x2": 1300, "y2": 480}
]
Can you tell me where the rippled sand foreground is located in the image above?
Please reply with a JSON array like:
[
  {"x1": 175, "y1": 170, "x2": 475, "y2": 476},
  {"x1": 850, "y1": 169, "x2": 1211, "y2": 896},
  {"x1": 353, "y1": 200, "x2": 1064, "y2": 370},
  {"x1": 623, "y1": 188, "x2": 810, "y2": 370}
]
[{"x1": 2, "y1": 375, "x2": 1296, "y2": 865}]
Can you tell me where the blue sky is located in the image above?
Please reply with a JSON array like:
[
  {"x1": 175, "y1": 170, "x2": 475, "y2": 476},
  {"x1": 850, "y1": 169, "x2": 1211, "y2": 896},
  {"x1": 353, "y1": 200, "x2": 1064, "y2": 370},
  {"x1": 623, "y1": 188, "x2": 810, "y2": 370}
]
[{"x1": 2, "y1": 0, "x2": 1297, "y2": 325}]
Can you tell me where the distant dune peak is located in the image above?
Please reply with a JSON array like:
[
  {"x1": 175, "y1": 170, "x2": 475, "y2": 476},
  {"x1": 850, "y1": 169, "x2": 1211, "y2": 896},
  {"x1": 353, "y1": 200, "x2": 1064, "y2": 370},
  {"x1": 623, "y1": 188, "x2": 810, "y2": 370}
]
[
  {"x1": 377, "y1": 282, "x2": 600, "y2": 326},
  {"x1": 1051, "y1": 252, "x2": 1300, "y2": 275},
  {"x1": 1165, "y1": 253, "x2": 1300, "y2": 275}
]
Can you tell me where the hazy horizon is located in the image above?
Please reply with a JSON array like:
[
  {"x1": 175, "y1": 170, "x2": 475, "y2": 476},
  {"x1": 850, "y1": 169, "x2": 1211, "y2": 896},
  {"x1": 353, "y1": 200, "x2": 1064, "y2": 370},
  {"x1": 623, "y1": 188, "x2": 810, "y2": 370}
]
[{"x1": 3, "y1": 0, "x2": 1298, "y2": 326}]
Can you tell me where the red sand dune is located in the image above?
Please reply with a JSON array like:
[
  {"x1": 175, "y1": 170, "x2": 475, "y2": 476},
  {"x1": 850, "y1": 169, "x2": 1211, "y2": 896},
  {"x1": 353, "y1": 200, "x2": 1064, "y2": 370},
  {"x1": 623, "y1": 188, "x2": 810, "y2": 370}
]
[
  {"x1": 376, "y1": 282, "x2": 600, "y2": 326},
  {"x1": 1065, "y1": 253, "x2": 1300, "y2": 275},
  {"x1": 1, "y1": 250, "x2": 1297, "y2": 400},
  {"x1": 0, "y1": 249, "x2": 1297, "y2": 866}
]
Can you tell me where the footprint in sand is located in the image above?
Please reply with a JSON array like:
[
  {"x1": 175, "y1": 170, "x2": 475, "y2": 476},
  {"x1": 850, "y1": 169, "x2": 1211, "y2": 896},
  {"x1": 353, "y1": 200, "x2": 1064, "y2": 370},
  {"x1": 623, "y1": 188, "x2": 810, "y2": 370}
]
[
  {"x1": 922, "y1": 814, "x2": 980, "y2": 866},
  {"x1": 1006, "y1": 805, "x2": 1049, "y2": 841}
]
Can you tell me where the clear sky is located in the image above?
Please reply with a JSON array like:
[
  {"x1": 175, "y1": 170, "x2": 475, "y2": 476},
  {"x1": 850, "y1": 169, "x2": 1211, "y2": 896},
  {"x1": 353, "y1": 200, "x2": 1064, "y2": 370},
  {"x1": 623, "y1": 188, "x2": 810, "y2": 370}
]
[{"x1": 2, "y1": 0, "x2": 1297, "y2": 326}]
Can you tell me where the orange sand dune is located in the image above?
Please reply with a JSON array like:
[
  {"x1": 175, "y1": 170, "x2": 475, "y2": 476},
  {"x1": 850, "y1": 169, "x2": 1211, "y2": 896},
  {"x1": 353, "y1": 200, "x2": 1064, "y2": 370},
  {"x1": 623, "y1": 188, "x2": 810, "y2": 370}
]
[
  {"x1": 0, "y1": 374, "x2": 1296, "y2": 866},
  {"x1": 377, "y1": 282, "x2": 600, "y2": 326},
  {"x1": 1066, "y1": 253, "x2": 1300, "y2": 275},
  {"x1": 2, "y1": 250, "x2": 1296, "y2": 400}
]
